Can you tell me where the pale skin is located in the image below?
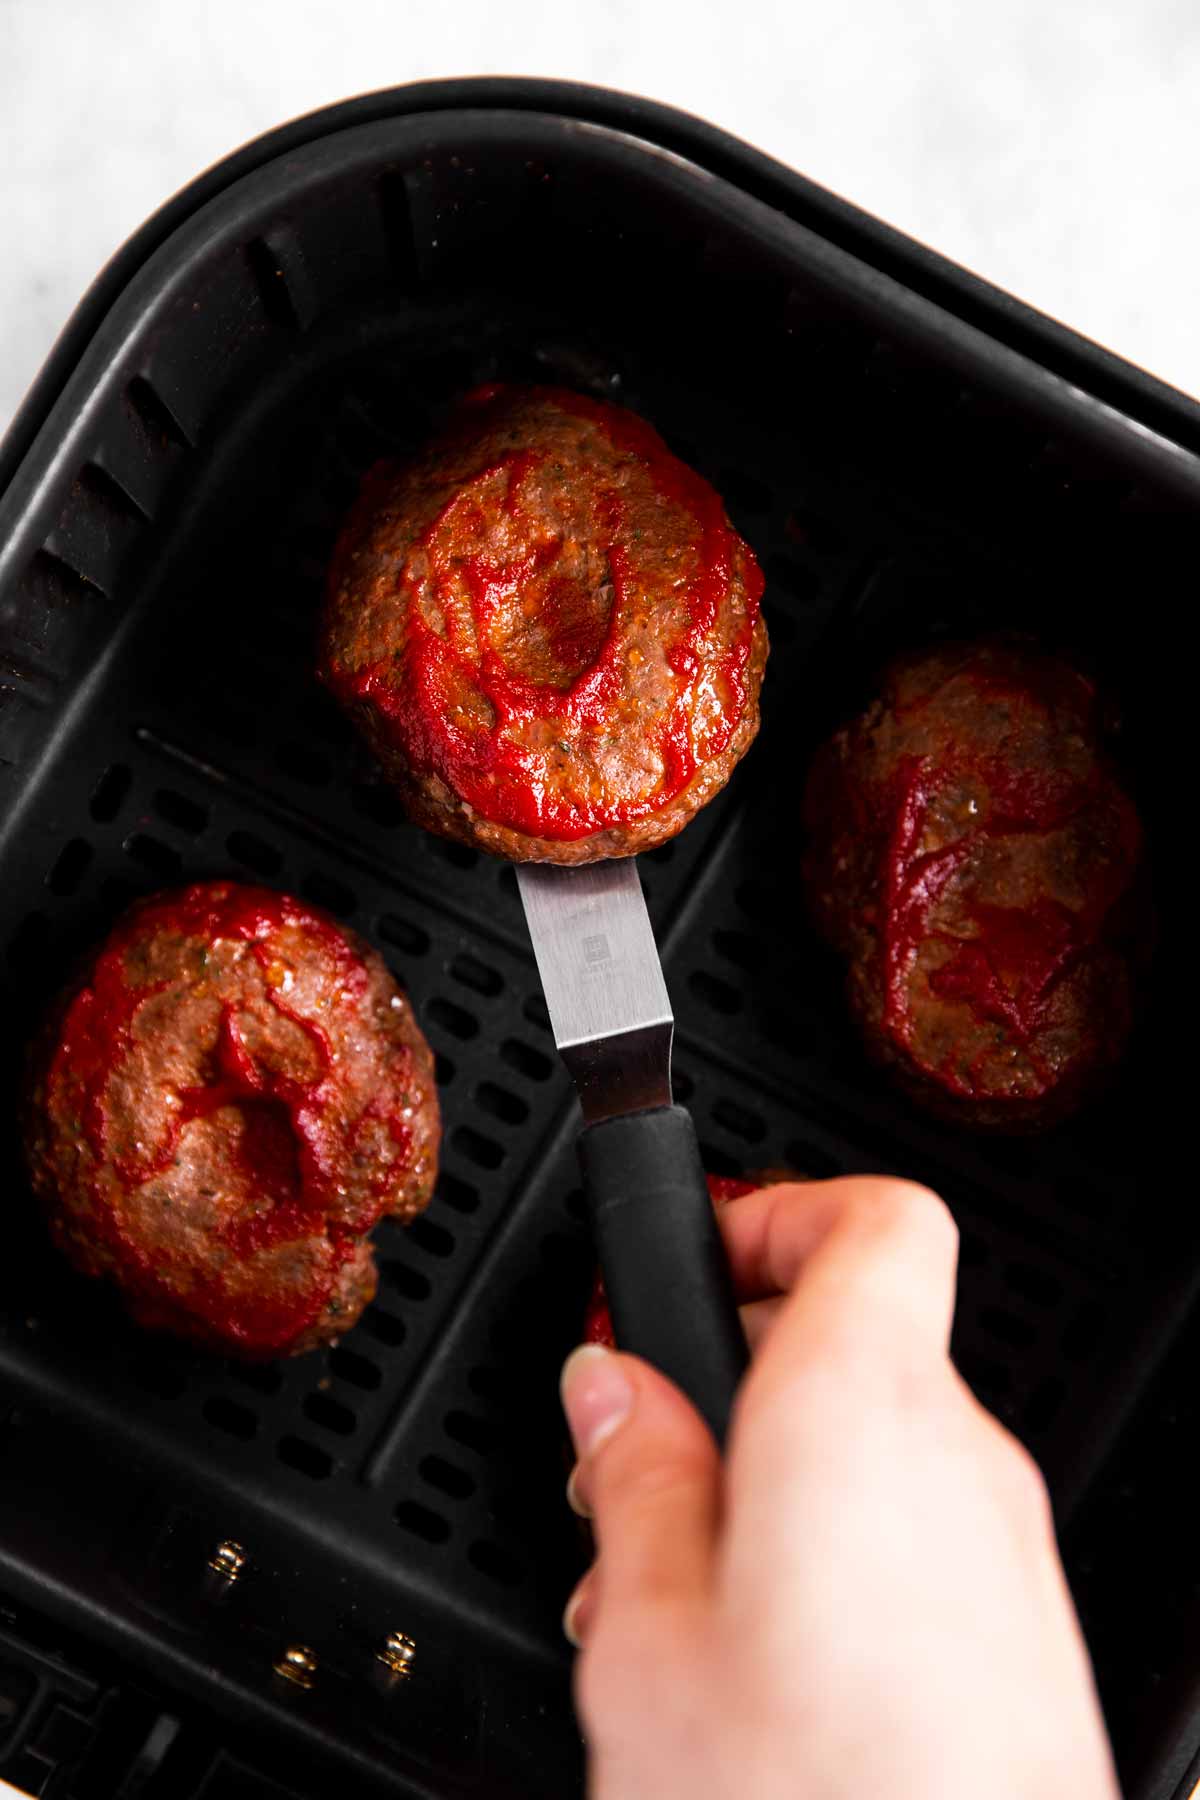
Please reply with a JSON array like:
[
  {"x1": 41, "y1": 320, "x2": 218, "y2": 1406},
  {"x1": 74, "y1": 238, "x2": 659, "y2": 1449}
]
[{"x1": 559, "y1": 1178, "x2": 1119, "y2": 1800}]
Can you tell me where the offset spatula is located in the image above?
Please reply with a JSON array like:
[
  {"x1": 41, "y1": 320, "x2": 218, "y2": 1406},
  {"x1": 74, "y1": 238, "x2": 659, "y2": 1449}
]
[{"x1": 518, "y1": 861, "x2": 748, "y2": 1445}]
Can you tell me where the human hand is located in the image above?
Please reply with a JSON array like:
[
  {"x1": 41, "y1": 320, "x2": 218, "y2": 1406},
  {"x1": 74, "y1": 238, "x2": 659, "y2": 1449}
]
[{"x1": 560, "y1": 1178, "x2": 1118, "y2": 1800}]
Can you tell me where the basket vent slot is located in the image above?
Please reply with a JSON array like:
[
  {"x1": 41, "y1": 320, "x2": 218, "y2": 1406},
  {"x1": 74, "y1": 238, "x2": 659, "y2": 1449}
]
[
  {"x1": 245, "y1": 236, "x2": 302, "y2": 330},
  {"x1": 303, "y1": 1392, "x2": 357, "y2": 1437},
  {"x1": 420, "y1": 1454, "x2": 475, "y2": 1500},
  {"x1": 123, "y1": 832, "x2": 181, "y2": 880},
  {"x1": 499, "y1": 1038, "x2": 553, "y2": 1082},
  {"x1": 278, "y1": 1434, "x2": 333, "y2": 1479},
  {"x1": 329, "y1": 1346, "x2": 382, "y2": 1390},
  {"x1": 127, "y1": 375, "x2": 193, "y2": 450},
  {"x1": 474, "y1": 1082, "x2": 528, "y2": 1127},
  {"x1": 395, "y1": 1498, "x2": 449, "y2": 1543}
]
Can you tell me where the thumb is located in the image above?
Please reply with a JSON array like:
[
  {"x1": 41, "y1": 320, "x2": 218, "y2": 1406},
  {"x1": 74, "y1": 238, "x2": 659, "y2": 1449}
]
[{"x1": 560, "y1": 1344, "x2": 721, "y2": 1626}]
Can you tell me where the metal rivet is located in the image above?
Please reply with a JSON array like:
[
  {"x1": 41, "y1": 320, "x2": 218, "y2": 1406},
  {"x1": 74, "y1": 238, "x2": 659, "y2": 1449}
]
[
  {"x1": 376, "y1": 1630, "x2": 417, "y2": 1678},
  {"x1": 207, "y1": 1539, "x2": 247, "y2": 1581},
  {"x1": 274, "y1": 1645, "x2": 318, "y2": 1689}
]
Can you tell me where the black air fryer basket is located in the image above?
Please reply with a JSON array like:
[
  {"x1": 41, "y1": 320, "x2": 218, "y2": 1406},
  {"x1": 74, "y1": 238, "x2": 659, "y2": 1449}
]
[{"x1": 0, "y1": 80, "x2": 1196, "y2": 1800}]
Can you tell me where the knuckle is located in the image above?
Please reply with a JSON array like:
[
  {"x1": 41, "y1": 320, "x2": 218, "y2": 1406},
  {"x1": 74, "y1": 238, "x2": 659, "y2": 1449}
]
[
  {"x1": 878, "y1": 1177, "x2": 957, "y2": 1244},
  {"x1": 852, "y1": 1177, "x2": 959, "y2": 1269},
  {"x1": 1005, "y1": 1433, "x2": 1054, "y2": 1521},
  {"x1": 978, "y1": 1406, "x2": 1055, "y2": 1524},
  {"x1": 593, "y1": 1440, "x2": 710, "y2": 1515}
]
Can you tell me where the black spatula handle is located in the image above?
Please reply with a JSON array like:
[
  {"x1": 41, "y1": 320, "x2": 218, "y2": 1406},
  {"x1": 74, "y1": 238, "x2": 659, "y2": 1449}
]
[{"x1": 577, "y1": 1104, "x2": 748, "y2": 1447}]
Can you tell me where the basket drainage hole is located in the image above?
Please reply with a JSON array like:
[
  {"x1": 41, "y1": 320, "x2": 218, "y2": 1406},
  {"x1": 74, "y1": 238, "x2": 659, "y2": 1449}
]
[
  {"x1": 277, "y1": 1435, "x2": 334, "y2": 1479},
  {"x1": 377, "y1": 913, "x2": 431, "y2": 956},
  {"x1": 420, "y1": 1454, "x2": 476, "y2": 1500},
  {"x1": 406, "y1": 1217, "x2": 455, "y2": 1259},
  {"x1": 124, "y1": 833, "x2": 182, "y2": 880},
  {"x1": 153, "y1": 788, "x2": 208, "y2": 836},
  {"x1": 429, "y1": 997, "x2": 479, "y2": 1041},
  {"x1": 438, "y1": 1173, "x2": 480, "y2": 1214},
  {"x1": 395, "y1": 1499, "x2": 450, "y2": 1543},
  {"x1": 47, "y1": 838, "x2": 93, "y2": 897},
  {"x1": 468, "y1": 1541, "x2": 523, "y2": 1586},
  {"x1": 303, "y1": 1393, "x2": 357, "y2": 1436},
  {"x1": 203, "y1": 1395, "x2": 258, "y2": 1441},
  {"x1": 302, "y1": 871, "x2": 356, "y2": 917},
  {"x1": 499, "y1": 1039, "x2": 553, "y2": 1082},
  {"x1": 363, "y1": 1305, "x2": 406, "y2": 1347},
  {"x1": 383, "y1": 1260, "x2": 433, "y2": 1301},
  {"x1": 329, "y1": 1346, "x2": 383, "y2": 1389},
  {"x1": 475, "y1": 1082, "x2": 529, "y2": 1127},
  {"x1": 451, "y1": 1125, "x2": 504, "y2": 1171},
  {"x1": 228, "y1": 829, "x2": 283, "y2": 877},
  {"x1": 90, "y1": 763, "x2": 132, "y2": 823},
  {"x1": 450, "y1": 952, "x2": 503, "y2": 998}
]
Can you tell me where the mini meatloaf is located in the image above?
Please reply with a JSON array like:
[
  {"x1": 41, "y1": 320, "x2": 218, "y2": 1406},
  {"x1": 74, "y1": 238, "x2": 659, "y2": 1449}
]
[
  {"x1": 804, "y1": 641, "x2": 1146, "y2": 1129},
  {"x1": 320, "y1": 384, "x2": 767, "y2": 863},
  {"x1": 23, "y1": 882, "x2": 439, "y2": 1357}
]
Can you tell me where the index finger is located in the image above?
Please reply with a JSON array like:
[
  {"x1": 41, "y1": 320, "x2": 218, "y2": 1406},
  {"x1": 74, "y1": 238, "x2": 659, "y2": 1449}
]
[{"x1": 718, "y1": 1176, "x2": 959, "y2": 1354}]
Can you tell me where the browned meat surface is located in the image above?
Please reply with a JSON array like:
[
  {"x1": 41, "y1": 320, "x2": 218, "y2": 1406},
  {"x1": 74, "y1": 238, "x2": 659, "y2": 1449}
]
[
  {"x1": 23, "y1": 882, "x2": 439, "y2": 1355},
  {"x1": 804, "y1": 641, "x2": 1146, "y2": 1129},
  {"x1": 320, "y1": 384, "x2": 767, "y2": 863}
]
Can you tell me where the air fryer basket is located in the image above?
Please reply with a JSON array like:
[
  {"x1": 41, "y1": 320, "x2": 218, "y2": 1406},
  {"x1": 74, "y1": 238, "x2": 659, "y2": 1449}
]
[{"x1": 0, "y1": 85, "x2": 1196, "y2": 1800}]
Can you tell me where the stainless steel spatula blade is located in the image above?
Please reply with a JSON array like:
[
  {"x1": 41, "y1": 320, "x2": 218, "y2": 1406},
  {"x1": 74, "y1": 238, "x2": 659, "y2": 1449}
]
[
  {"x1": 517, "y1": 858, "x2": 747, "y2": 1445},
  {"x1": 515, "y1": 861, "x2": 673, "y2": 1124}
]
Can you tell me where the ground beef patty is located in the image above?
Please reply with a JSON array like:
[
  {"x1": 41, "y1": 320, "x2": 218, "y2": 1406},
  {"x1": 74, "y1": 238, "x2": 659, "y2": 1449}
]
[
  {"x1": 320, "y1": 384, "x2": 767, "y2": 863},
  {"x1": 23, "y1": 882, "x2": 439, "y2": 1357},
  {"x1": 804, "y1": 641, "x2": 1146, "y2": 1129}
]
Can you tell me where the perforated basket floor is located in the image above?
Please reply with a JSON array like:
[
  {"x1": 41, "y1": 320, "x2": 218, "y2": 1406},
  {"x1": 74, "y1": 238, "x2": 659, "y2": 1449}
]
[{"x1": 0, "y1": 99, "x2": 1196, "y2": 1800}]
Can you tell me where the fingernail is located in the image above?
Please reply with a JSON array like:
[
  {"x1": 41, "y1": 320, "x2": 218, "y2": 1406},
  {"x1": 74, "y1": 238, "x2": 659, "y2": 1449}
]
[
  {"x1": 565, "y1": 1462, "x2": 592, "y2": 1519},
  {"x1": 560, "y1": 1344, "x2": 633, "y2": 1460}
]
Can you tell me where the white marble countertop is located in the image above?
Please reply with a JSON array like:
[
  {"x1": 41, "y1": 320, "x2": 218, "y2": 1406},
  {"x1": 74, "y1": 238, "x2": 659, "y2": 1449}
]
[{"x1": 2, "y1": 0, "x2": 1198, "y2": 437}]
